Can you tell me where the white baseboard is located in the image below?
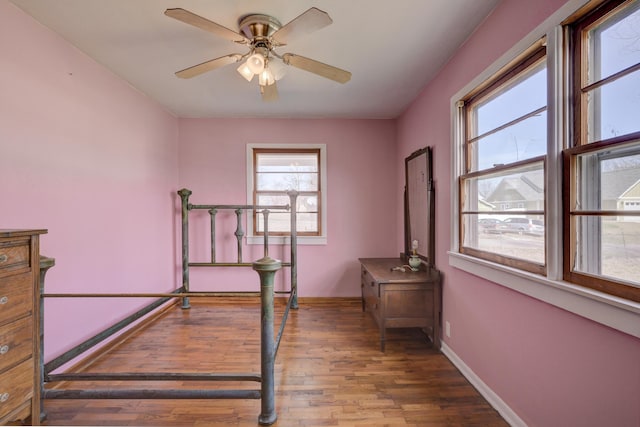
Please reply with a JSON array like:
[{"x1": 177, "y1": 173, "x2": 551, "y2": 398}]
[{"x1": 440, "y1": 342, "x2": 527, "y2": 427}]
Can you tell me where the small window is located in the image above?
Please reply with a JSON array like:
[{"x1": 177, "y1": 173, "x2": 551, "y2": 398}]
[
  {"x1": 564, "y1": 0, "x2": 640, "y2": 302},
  {"x1": 458, "y1": 41, "x2": 547, "y2": 274},
  {"x1": 247, "y1": 145, "x2": 326, "y2": 241}
]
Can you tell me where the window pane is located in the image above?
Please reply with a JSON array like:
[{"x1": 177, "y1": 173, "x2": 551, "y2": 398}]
[
  {"x1": 461, "y1": 162, "x2": 545, "y2": 265},
  {"x1": 586, "y1": 70, "x2": 640, "y2": 142},
  {"x1": 256, "y1": 172, "x2": 318, "y2": 191},
  {"x1": 257, "y1": 193, "x2": 318, "y2": 213},
  {"x1": 572, "y1": 216, "x2": 640, "y2": 286},
  {"x1": 255, "y1": 212, "x2": 318, "y2": 233},
  {"x1": 296, "y1": 213, "x2": 319, "y2": 233},
  {"x1": 462, "y1": 213, "x2": 545, "y2": 264},
  {"x1": 256, "y1": 152, "x2": 318, "y2": 172},
  {"x1": 588, "y1": 3, "x2": 640, "y2": 83},
  {"x1": 461, "y1": 162, "x2": 545, "y2": 213},
  {"x1": 474, "y1": 66, "x2": 546, "y2": 136},
  {"x1": 256, "y1": 212, "x2": 290, "y2": 233},
  {"x1": 256, "y1": 193, "x2": 291, "y2": 207},
  {"x1": 470, "y1": 112, "x2": 546, "y2": 172},
  {"x1": 573, "y1": 143, "x2": 640, "y2": 211},
  {"x1": 298, "y1": 194, "x2": 319, "y2": 213}
]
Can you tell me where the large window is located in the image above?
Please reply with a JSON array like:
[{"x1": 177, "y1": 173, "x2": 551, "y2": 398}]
[
  {"x1": 247, "y1": 144, "x2": 327, "y2": 243},
  {"x1": 564, "y1": 0, "x2": 640, "y2": 302},
  {"x1": 459, "y1": 42, "x2": 548, "y2": 274},
  {"x1": 452, "y1": 0, "x2": 639, "y2": 336},
  {"x1": 453, "y1": 0, "x2": 640, "y2": 307}
]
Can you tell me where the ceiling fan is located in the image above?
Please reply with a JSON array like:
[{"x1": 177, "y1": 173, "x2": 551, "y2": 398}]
[{"x1": 164, "y1": 7, "x2": 352, "y2": 101}]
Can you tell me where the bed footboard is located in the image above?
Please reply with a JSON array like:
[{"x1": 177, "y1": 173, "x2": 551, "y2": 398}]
[{"x1": 39, "y1": 188, "x2": 301, "y2": 425}]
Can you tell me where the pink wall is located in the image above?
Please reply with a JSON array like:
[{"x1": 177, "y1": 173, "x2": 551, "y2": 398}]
[
  {"x1": 177, "y1": 118, "x2": 398, "y2": 297},
  {"x1": 1, "y1": 1, "x2": 180, "y2": 360},
  {"x1": 398, "y1": 0, "x2": 640, "y2": 426}
]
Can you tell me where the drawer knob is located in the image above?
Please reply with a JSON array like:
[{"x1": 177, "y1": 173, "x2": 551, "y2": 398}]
[
  {"x1": 0, "y1": 296, "x2": 7, "y2": 305},
  {"x1": 0, "y1": 345, "x2": 8, "y2": 355},
  {"x1": 0, "y1": 254, "x2": 7, "y2": 263},
  {"x1": 0, "y1": 392, "x2": 9, "y2": 403}
]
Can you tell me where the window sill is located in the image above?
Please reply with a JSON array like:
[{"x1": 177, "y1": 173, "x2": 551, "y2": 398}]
[
  {"x1": 448, "y1": 252, "x2": 640, "y2": 339},
  {"x1": 247, "y1": 236, "x2": 327, "y2": 246}
]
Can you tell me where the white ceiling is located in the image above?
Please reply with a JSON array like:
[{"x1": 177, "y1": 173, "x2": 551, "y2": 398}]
[{"x1": 9, "y1": 0, "x2": 500, "y2": 119}]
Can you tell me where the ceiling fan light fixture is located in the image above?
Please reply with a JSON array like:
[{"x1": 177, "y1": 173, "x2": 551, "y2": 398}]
[
  {"x1": 258, "y1": 67, "x2": 275, "y2": 86},
  {"x1": 237, "y1": 62, "x2": 254, "y2": 81},
  {"x1": 269, "y1": 59, "x2": 287, "y2": 81},
  {"x1": 246, "y1": 53, "x2": 265, "y2": 74}
]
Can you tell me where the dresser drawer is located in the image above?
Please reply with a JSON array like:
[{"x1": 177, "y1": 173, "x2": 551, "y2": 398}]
[
  {"x1": 0, "y1": 316, "x2": 33, "y2": 373},
  {"x1": 383, "y1": 285, "x2": 433, "y2": 318},
  {"x1": 0, "y1": 273, "x2": 33, "y2": 325},
  {"x1": 0, "y1": 239, "x2": 30, "y2": 276},
  {"x1": 0, "y1": 358, "x2": 34, "y2": 420}
]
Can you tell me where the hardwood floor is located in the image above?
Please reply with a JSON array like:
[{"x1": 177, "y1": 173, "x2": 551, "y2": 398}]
[{"x1": 42, "y1": 298, "x2": 508, "y2": 426}]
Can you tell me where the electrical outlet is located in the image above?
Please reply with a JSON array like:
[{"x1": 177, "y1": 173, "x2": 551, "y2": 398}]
[{"x1": 445, "y1": 321, "x2": 451, "y2": 338}]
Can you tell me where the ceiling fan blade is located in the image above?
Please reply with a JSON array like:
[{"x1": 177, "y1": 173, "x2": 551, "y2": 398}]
[
  {"x1": 165, "y1": 8, "x2": 249, "y2": 44},
  {"x1": 282, "y1": 53, "x2": 351, "y2": 84},
  {"x1": 175, "y1": 54, "x2": 242, "y2": 79},
  {"x1": 261, "y1": 82, "x2": 279, "y2": 102},
  {"x1": 271, "y1": 7, "x2": 332, "y2": 45}
]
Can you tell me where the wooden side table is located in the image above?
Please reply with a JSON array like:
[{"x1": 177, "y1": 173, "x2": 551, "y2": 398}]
[{"x1": 359, "y1": 258, "x2": 441, "y2": 351}]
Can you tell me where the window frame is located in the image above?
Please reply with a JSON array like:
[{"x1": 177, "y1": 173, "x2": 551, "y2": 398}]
[
  {"x1": 246, "y1": 143, "x2": 327, "y2": 245},
  {"x1": 563, "y1": 0, "x2": 640, "y2": 302},
  {"x1": 449, "y1": 0, "x2": 640, "y2": 340},
  {"x1": 252, "y1": 147, "x2": 322, "y2": 237},
  {"x1": 458, "y1": 41, "x2": 548, "y2": 275}
]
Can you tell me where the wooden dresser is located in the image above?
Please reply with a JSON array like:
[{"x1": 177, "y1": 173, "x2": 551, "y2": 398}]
[
  {"x1": 0, "y1": 229, "x2": 46, "y2": 425},
  {"x1": 359, "y1": 258, "x2": 441, "y2": 351}
]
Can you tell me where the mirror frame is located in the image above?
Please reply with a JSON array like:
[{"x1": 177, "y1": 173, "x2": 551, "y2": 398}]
[{"x1": 404, "y1": 146, "x2": 435, "y2": 267}]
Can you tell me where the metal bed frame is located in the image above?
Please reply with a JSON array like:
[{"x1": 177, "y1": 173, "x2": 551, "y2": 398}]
[{"x1": 39, "y1": 188, "x2": 299, "y2": 425}]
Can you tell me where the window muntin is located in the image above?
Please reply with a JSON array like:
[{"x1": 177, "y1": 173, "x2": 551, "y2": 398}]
[
  {"x1": 253, "y1": 148, "x2": 321, "y2": 236},
  {"x1": 565, "y1": 0, "x2": 640, "y2": 302},
  {"x1": 459, "y1": 43, "x2": 547, "y2": 274}
]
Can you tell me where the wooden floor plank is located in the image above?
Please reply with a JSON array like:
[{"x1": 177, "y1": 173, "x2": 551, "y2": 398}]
[{"x1": 42, "y1": 298, "x2": 507, "y2": 426}]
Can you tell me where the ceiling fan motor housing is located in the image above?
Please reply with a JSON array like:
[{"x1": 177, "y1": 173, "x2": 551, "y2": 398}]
[
  {"x1": 238, "y1": 14, "x2": 282, "y2": 40},
  {"x1": 239, "y1": 14, "x2": 284, "y2": 62}
]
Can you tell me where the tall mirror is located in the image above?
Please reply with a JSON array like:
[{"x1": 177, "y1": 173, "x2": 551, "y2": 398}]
[{"x1": 405, "y1": 147, "x2": 435, "y2": 267}]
